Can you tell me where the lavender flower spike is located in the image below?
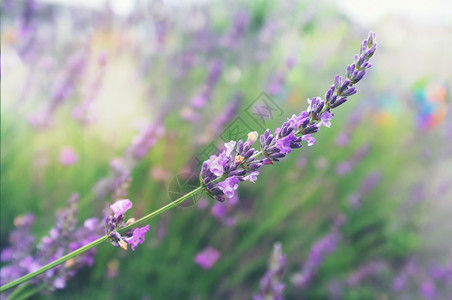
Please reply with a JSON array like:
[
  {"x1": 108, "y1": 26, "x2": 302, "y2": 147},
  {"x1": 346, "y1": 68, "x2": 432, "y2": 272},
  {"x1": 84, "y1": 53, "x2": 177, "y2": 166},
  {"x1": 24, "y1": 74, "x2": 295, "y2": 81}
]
[
  {"x1": 253, "y1": 243, "x2": 287, "y2": 300},
  {"x1": 200, "y1": 32, "x2": 377, "y2": 202},
  {"x1": 291, "y1": 216, "x2": 344, "y2": 289}
]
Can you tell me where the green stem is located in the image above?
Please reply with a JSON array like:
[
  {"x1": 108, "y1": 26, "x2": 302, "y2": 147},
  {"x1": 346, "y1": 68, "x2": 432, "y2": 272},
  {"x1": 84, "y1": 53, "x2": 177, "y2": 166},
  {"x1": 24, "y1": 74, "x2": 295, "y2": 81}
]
[
  {"x1": 0, "y1": 186, "x2": 204, "y2": 293},
  {"x1": 119, "y1": 186, "x2": 203, "y2": 233},
  {"x1": 7, "y1": 283, "x2": 29, "y2": 299},
  {"x1": 10, "y1": 284, "x2": 46, "y2": 300}
]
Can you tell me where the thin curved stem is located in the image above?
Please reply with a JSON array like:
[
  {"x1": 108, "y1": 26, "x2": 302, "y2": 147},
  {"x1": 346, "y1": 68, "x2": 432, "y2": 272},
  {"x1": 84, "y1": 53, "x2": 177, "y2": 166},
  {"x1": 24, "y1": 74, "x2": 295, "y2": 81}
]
[{"x1": 119, "y1": 186, "x2": 203, "y2": 233}]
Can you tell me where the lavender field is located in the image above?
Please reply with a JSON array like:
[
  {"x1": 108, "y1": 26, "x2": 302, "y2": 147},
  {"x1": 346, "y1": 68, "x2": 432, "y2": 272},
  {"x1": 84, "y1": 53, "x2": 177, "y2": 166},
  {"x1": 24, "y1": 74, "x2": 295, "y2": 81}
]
[{"x1": 1, "y1": 0, "x2": 452, "y2": 299}]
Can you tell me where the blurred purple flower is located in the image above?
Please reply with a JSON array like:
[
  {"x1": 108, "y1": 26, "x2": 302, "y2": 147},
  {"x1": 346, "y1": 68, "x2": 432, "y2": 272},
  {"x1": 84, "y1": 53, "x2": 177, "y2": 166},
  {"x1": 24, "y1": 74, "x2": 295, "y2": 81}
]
[
  {"x1": 59, "y1": 147, "x2": 78, "y2": 166},
  {"x1": 347, "y1": 261, "x2": 387, "y2": 286},
  {"x1": 28, "y1": 48, "x2": 88, "y2": 129},
  {"x1": 223, "y1": 10, "x2": 250, "y2": 48},
  {"x1": 335, "y1": 112, "x2": 361, "y2": 147},
  {"x1": 73, "y1": 52, "x2": 108, "y2": 125},
  {"x1": 210, "y1": 192, "x2": 239, "y2": 227},
  {"x1": 348, "y1": 171, "x2": 382, "y2": 209},
  {"x1": 292, "y1": 217, "x2": 344, "y2": 289},
  {"x1": 253, "y1": 243, "x2": 286, "y2": 300},
  {"x1": 182, "y1": 60, "x2": 223, "y2": 122},
  {"x1": 420, "y1": 279, "x2": 436, "y2": 300},
  {"x1": 194, "y1": 247, "x2": 221, "y2": 269},
  {"x1": 1, "y1": 194, "x2": 102, "y2": 292},
  {"x1": 129, "y1": 122, "x2": 165, "y2": 160},
  {"x1": 335, "y1": 144, "x2": 371, "y2": 175},
  {"x1": 198, "y1": 94, "x2": 242, "y2": 145},
  {"x1": 392, "y1": 258, "x2": 417, "y2": 291}
]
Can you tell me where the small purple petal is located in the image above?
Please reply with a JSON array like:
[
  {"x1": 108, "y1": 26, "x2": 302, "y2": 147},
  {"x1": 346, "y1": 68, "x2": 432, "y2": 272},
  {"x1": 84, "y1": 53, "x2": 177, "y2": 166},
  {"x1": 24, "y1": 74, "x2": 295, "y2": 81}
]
[
  {"x1": 110, "y1": 199, "x2": 133, "y2": 218},
  {"x1": 126, "y1": 224, "x2": 150, "y2": 251},
  {"x1": 244, "y1": 171, "x2": 259, "y2": 183},
  {"x1": 318, "y1": 111, "x2": 334, "y2": 128},
  {"x1": 218, "y1": 176, "x2": 240, "y2": 198},
  {"x1": 301, "y1": 134, "x2": 316, "y2": 146},
  {"x1": 275, "y1": 132, "x2": 297, "y2": 154}
]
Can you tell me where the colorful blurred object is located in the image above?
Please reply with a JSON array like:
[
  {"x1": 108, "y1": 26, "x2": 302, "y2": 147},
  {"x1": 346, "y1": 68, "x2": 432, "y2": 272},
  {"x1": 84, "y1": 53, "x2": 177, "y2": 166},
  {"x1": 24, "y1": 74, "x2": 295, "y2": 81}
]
[{"x1": 413, "y1": 81, "x2": 448, "y2": 130}]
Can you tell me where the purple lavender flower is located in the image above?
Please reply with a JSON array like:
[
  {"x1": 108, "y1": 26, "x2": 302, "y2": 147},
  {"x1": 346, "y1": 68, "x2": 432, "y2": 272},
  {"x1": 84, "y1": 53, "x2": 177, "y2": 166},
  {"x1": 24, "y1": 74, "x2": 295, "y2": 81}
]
[
  {"x1": 1, "y1": 195, "x2": 103, "y2": 293},
  {"x1": 318, "y1": 110, "x2": 334, "y2": 128},
  {"x1": 72, "y1": 52, "x2": 108, "y2": 124},
  {"x1": 291, "y1": 217, "x2": 344, "y2": 289},
  {"x1": 288, "y1": 112, "x2": 309, "y2": 128},
  {"x1": 194, "y1": 246, "x2": 221, "y2": 269},
  {"x1": 201, "y1": 138, "x2": 261, "y2": 202},
  {"x1": 347, "y1": 261, "x2": 387, "y2": 286},
  {"x1": 275, "y1": 132, "x2": 299, "y2": 154},
  {"x1": 218, "y1": 176, "x2": 240, "y2": 198},
  {"x1": 59, "y1": 146, "x2": 78, "y2": 166},
  {"x1": 301, "y1": 134, "x2": 316, "y2": 146},
  {"x1": 110, "y1": 199, "x2": 133, "y2": 218},
  {"x1": 419, "y1": 279, "x2": 436, "y2": 300},
  {"x1": 210, "y1": 193, "x2": 239, "y2": 227},
  {"x1": 335, "y1": 144, "x2": 371, "y2": 175},
  {"x1": 181, "y1": 60, "x2": 223, "y2": 122},
  {"x1": 28, "y1": 48, "x2": 88, "y2": 128},
  {"x1": 128, "y1": 121, "x2": 165, "y2": 160},
  {"x1": 198, "y1": 94, "x2": 242, "y2": 145},
  {"x1": 327, "y1": 280, "x2": 343, "y2": 300},
  {"x1": 253, "y1": 243, "x2": 286, "y2": 300},
  {"x1": 223, "y1": 10, "x2": 250, "y2": 49},
  {"x1": 430, "y1": 263, "x2": 452, "y2": 283},
  {"x1": 200, "y1": 32, "x2": 377, "y2": 203},
  {"x1": 126, "y1": 225, "x2": 150, "y2": 251},
  {"x1": 335, "y1": 111, "x2": 362, "y2": 147},
  {"x1": 348, "y1": 171, "x2": 382, "y2": 209},
  {"x1": 105, "y1": 199, "x2": 150, "y2": 251},
  {"x1": 0, "y1": 213, "x2": 36, "y2": 286},
  {"x1": 266, "y1": 54, "x2": 297, "y2": 96},
  {"x1": 392, "y1": 258, "x2": 417, "y2": 291}
]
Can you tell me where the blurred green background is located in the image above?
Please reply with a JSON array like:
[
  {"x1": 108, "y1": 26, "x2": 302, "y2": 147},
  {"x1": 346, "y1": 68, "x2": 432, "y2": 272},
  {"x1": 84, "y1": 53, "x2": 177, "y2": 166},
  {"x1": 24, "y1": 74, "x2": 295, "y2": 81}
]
[{"x1": 1, "y1": 0, "x2": 452, "y2": 299}]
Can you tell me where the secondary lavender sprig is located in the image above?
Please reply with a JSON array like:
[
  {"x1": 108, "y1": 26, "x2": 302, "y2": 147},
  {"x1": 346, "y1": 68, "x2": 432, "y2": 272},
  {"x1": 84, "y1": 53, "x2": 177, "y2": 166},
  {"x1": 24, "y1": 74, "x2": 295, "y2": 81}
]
[
  {"x1": 200, "y1": 32, "x2": 377, "y2": 202},
  {"x1": 181, "y1": 59, "x2": 223, "y2": 122},
  {"x1": 347, "y1": 260, "x2": 388, "y2": 286},
  {"x1": 253, "y1": 243, "x2": 287, "y2": 300},
  {"x1": 291, "y1": 216, "x2": 345, "y2": 289},
  {"x1": 348, "y1": 171, "x2": 382, "y2": 209},
  {"x1": 0, "y1": 194, "x2": 102, "y2": 294},
  {"x1": 28, "y1": 48, "x2": 88, "y2": 128},
  {"x1": 104, "y1": 199, "x2": 150, "y2": 251}
]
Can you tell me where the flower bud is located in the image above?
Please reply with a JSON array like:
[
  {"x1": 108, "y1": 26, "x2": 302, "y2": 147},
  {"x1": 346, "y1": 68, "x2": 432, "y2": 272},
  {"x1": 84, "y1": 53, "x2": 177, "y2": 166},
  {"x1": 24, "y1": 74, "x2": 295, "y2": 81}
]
[{"x1": 247, "y1": 131, "x2": 258, "y2": 145}]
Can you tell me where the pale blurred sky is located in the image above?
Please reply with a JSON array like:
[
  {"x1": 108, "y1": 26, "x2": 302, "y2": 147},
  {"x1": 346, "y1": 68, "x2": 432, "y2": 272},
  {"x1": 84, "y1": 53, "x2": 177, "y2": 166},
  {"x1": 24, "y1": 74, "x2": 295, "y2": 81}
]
[
  {"x1": 338, "y1": 0, "x2": 452, "y2": 26},
  {"x1": 37, "y1": 0, "x2": 452, "y2": 26}
]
